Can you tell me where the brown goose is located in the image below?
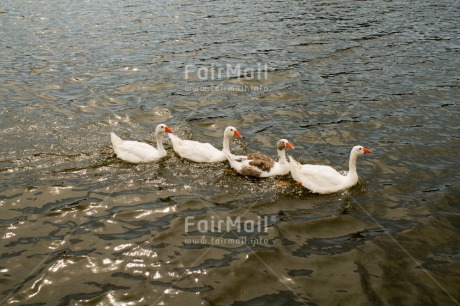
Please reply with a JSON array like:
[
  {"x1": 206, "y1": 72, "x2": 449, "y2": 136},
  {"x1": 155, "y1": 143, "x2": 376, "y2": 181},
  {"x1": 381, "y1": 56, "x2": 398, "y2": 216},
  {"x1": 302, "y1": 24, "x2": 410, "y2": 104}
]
[{"x1": 225, "y1": 139, "x2": 294, "y2": 177}]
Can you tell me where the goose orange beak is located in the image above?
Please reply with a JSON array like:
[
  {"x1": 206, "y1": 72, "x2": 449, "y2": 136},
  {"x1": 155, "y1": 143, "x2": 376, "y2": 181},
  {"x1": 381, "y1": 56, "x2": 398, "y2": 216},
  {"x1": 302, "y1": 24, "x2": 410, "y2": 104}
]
[
  {"x1": 286, "y1": 142, "x2": 295, "y2": 149},
  {"x1": 165, "y1": 126, "x2": 173, "y2": 133},
  {"x1": 234, "y1": 130, "x2": 243, "y2": 138},
  {"x1": 364, "y1": 148, "x2": 372, "y2": 154}
]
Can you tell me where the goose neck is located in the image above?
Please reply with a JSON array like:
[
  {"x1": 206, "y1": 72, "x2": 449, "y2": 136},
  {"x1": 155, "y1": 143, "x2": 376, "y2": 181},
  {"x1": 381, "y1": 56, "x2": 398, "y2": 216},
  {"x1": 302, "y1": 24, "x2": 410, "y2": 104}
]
[
  {"x1": 222, "y1": 134, "x2": 230, "y2": 152},
  {"x1": 348, "y1": 151, "x2": 358, "y2": 177},
  {"x1": 156, "y1": 131, "x2": 165, "y2": 152},
  {"x1": 278, "y1": 149, "x2": 287, "y2": 164}
]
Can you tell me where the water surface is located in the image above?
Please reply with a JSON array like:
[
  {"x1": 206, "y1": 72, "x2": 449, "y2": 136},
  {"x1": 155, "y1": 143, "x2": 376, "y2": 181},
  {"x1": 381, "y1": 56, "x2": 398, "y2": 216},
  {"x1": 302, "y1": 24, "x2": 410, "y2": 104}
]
[{"x1": 1, "y1": 0, "x2": 459, "y2": 305}]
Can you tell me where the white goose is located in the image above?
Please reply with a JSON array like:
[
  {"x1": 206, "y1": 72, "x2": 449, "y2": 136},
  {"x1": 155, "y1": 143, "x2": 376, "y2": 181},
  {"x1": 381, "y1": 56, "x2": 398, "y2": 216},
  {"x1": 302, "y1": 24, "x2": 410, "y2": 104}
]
[
  {"x1": 289, "y1": 145, "x2": 372, "y2": 194},
  {"x1": 110, "y1": 124, "x2": 173, "y2": 163},
  {"x1": 226, "y1": 139, "x2": 295, "y2": 178},
  {"x1": 168, "y1": 126, "x2": 243, "y2": 163}
]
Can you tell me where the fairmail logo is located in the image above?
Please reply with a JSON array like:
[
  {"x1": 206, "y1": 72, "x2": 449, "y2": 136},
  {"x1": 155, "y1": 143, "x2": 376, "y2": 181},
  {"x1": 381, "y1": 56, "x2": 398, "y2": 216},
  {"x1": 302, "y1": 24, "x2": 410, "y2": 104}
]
[
  {"x1": 184, "y1": 63, "x2": 268, "y2": 80},
  {"x1": 184, "y1": 215, "x2": 269, "y2": 233}
]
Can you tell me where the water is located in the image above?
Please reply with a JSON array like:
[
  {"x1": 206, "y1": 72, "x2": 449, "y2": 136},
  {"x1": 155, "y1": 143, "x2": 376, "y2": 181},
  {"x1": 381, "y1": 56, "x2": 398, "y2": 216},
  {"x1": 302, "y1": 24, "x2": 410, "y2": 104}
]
[{"x1": 1, "y1": 0, "x2": 459, "y2": 304}]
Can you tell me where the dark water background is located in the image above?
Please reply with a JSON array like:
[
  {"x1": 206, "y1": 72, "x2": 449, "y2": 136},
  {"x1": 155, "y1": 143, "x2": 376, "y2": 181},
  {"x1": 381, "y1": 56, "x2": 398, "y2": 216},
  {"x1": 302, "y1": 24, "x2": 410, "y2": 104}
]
[{"x1": 1, "y1": 0, "x2": 459, "y2": 305}]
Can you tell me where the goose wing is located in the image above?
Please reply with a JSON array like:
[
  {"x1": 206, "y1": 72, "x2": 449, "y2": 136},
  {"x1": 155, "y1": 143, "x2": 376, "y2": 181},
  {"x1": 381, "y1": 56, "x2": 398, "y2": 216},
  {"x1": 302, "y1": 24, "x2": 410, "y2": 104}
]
[
  {"x1": 169, "y1": 134, "x2": 225, "y2": 162},
  {"x1": 116, "y1": 141, "x2": 159, "y2": 163},
  {"x1": 247, "y1": 152, "x2": 275, "y2": 172}
]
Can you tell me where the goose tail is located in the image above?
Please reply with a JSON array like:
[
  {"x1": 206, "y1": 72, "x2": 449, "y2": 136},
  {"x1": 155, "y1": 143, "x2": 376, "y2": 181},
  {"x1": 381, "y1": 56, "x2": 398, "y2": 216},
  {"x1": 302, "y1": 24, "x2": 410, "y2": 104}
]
[
  {"x1": 288, "y1": 156, "x2": 300, "y2": 170},
  {"x1": 110, "y1": 132, "x2": 123, "y2": 148},
  {"x1": 168, "y1": 133, "x2": 183, "y2": 146}
]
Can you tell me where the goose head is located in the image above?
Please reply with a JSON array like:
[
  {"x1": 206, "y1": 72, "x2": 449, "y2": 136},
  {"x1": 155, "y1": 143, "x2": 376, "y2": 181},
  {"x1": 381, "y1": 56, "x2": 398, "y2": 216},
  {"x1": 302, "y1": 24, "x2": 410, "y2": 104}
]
[
  {"x1": 352, "y1": 145, "x2": 372, "y2": 156},
  {"x1": 224, "y1": 126, "x2": 243, "y2": 138},
  {"x1": 156, "y1": 124, "x2": 173, "y2": 134},
  {"x1": 277, "y1": 139, "x2": 294, "y2": 151}
]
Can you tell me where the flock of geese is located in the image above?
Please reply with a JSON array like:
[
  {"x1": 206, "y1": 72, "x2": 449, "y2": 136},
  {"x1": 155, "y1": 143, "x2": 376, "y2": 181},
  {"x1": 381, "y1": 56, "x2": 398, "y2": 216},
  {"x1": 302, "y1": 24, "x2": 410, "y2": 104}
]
[{"x1": 110, "y1": 124, "x2": 372, "y2": 195}]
